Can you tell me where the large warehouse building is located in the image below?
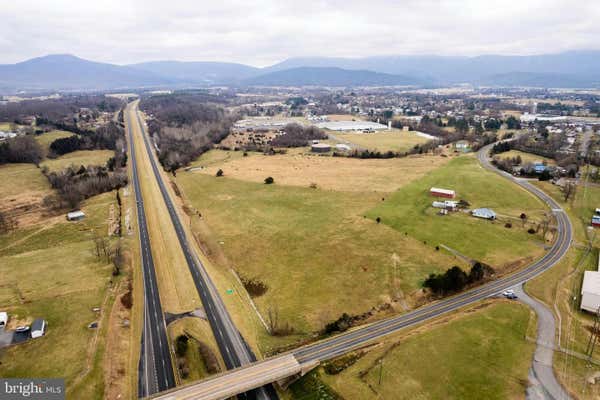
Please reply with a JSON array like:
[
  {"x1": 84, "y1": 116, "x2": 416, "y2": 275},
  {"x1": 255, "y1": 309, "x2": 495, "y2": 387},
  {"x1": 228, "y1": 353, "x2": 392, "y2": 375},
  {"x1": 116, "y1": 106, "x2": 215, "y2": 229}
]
[{"x1": 316, "y1": 121, "x2": 389, "y2": 132}]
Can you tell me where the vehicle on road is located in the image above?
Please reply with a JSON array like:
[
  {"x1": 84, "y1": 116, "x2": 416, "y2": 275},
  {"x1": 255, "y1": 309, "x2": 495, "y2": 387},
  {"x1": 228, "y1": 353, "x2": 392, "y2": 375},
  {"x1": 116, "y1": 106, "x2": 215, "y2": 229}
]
[{"x1": 502, "y1": 289, "x2": 515, "y2": 297}]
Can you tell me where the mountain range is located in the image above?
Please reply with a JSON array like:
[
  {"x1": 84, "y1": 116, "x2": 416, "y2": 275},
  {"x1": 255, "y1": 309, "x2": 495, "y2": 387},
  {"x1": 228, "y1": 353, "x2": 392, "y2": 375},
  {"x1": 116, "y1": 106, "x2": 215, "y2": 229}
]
[{"x1": 1, "y1": 51, "x2": 600, "y2": 92}]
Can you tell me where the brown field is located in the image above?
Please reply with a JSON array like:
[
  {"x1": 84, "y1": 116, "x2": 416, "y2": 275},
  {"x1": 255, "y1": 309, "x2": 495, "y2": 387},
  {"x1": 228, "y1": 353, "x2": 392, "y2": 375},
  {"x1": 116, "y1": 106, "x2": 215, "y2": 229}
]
[
  {"x1": 0, "y1": 163, "x2": 55, "y2": 227},
  {"x1": 190, "y1": 150, "x2": 451, "y2": 192}
]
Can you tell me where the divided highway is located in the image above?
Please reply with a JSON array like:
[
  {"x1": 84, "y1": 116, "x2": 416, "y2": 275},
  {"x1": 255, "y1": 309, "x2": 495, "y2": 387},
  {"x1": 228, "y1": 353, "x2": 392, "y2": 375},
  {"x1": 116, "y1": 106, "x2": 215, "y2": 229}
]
[
  {"x1": 152, "y1": 142, "x2": 573, "y2": 400},
  {"x1": 128, "y1": 102, "x2": 277, "y2": 400},
  {"x1": 126, "y1": 103, "x2": 176, "y2": 397}
]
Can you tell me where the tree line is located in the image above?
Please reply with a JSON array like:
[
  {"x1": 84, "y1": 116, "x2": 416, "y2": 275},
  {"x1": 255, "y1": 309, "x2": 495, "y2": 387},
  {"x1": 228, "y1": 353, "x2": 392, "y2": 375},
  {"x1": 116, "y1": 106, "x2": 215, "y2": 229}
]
[
  {"x1": 43, "y1": 165, "x2": 128, "y2": 209},
  {"x1": 140, "y1": 93, "x2": 237, "y2": 172},
  {"x1": 424, "y1": 262, "x2": 494, "y2": 296},
  {"x1": 270, "y1": 123, "x2": 327, "y2": 147},
  {"x1": 0, "y1": 135, "x2": 44, "y2": 165},
  {"x1": 0, "y1": 95, "x2": 121, "y2": 124}
]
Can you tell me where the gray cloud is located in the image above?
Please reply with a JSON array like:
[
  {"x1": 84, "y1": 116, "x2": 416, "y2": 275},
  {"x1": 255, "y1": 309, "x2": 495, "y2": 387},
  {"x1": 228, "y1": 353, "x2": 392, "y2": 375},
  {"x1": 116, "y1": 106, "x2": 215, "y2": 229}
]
[{"x1": 1, "y1": 0, "x2": 599, "y2": 66}]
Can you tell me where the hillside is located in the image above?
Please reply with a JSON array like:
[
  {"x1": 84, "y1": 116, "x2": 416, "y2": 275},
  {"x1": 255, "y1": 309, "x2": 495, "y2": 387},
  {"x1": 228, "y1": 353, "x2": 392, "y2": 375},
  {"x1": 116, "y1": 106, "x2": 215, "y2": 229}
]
[
  {"x1": 267, "y1": 51, "x2": 600, "y2": 87},
  {"x1": 129, "y1": 61, "x2": 260, "y2": 84},
  {"x1": 243, "y1": 66, "x2": 422, "y2": 87}
]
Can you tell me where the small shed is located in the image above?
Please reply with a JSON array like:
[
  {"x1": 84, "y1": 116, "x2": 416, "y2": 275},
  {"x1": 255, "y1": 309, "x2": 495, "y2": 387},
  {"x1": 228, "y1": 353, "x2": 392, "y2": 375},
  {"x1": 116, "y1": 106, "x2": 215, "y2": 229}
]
[
  {"x1": 430, "y1": 187, "x2": 455, "y2": 199},
  {"x1": 31, "y1": 319, "x2": 46, "y2": 339},
  {"x1": 472, "y1": 208, "x2": 496, "y2": 220},
  {"x1": 311, "y1": 143, "x2": 331, "y2": 153},
  {"x1": 0, "y1": 312, "x2": 7, "y2": 328},
  {"x1": 67, "y1": 210, "x2": 85, "y2": 221}
]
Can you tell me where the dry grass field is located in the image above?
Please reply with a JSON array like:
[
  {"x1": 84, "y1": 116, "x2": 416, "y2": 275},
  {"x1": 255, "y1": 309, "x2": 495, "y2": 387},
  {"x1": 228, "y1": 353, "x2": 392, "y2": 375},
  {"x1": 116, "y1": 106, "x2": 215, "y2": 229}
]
[
  {"x1": 334, "y1": 130, "x2": 429, "y2": 152},
  {"x1": 191, "y1": 150, "x2": 450, "y2": 192},
  {"x1": 496, "y1": 149, "x2": 556, "y2": 166},
  {"x1": 35, "y1": 130, "x2": 74, "y2": 152},
  {"x1": 176, "y1": 150, "x2": 550, "y2": 350},
  {"x1": 315, "y1": 301, "x2": 535, "y2": 400},
  {"x1": 41, "y1": 150, "x2": 114, "y2": 172},
  {"x1": 0, "y1": 191, "x2": 119, "y2": 399},
  {"x1": 0, "y1": 163, "x2": 54, "y2": 227}
]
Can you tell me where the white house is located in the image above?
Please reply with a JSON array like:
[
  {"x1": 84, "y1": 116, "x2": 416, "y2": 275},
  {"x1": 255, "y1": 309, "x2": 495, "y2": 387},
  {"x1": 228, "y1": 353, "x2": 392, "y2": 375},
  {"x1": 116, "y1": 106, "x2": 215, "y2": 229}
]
[{"x1": 581, "y1": 254, "x2": 600, "y2": 313}]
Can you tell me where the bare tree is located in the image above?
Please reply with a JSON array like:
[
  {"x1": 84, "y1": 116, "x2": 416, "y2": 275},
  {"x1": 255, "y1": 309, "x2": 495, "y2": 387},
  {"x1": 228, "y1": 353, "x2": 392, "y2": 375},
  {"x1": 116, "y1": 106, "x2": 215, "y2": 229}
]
[
  {"x1": 563, "y1": 181, "x2": 577, "y2": 202},
  {"x1": 111, "y1": 242, "x2": 125, "y2": 275},
  {"x1": 266, "y1": 305, "x2": 279, "y2": 334}
]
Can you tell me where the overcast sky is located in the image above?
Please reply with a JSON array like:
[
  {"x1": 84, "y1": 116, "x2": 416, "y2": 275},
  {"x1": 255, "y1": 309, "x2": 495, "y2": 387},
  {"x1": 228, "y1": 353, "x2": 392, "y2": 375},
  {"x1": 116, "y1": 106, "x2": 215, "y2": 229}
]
[{"x1": 1, "y1": 0, "x2": 599, "y2": 66}]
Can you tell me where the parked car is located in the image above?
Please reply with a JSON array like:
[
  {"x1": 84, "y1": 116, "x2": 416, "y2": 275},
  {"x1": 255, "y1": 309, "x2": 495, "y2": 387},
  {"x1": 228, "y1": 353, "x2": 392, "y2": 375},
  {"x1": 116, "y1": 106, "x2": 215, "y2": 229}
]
[{"x1": 15, "y1": 326, "x2": 30, "y2": 333}]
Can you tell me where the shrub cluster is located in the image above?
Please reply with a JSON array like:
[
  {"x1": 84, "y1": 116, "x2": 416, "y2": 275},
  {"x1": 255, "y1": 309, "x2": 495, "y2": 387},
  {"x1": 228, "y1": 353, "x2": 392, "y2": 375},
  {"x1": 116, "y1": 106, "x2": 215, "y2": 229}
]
[
  {"x1": 270, "y1": 123, "x2": 327, "y2": 147},
  {"x1": 423, "y1": 262, "x2": 494, "y2": 295}
]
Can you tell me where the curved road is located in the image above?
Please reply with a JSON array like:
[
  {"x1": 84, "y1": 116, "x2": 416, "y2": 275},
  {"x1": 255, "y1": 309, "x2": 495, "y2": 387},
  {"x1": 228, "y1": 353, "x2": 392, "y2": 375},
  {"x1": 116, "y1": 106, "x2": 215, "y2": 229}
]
[
  {"x1": 152, "y1": 142, "x2": 573, "y2": 399},
  {"x1": 291, "y1": 143, "x2": 572, "y2": 364}
]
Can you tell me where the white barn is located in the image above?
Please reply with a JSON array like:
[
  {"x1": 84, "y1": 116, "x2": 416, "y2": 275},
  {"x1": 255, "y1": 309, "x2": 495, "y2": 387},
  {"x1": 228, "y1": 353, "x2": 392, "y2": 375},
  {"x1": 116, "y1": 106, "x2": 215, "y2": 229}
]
[{"x1": 581, "y1": 256, "x2": 600, "y2": 313}]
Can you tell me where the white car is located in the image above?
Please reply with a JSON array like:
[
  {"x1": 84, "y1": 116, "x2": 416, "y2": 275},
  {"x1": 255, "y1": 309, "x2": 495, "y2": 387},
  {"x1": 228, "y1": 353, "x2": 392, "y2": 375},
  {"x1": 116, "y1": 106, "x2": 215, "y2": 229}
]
[{"x1": 502, "y1": 289, "x2": 515, "y2": 297}]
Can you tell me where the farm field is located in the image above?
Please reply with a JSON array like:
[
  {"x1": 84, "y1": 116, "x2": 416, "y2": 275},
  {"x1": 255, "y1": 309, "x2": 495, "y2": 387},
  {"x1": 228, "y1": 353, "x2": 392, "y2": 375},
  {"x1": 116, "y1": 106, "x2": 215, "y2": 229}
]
[
  {"x1": 35, "y1": 130, "x2": 74, "y2": 152},
  {"x1": 0, "y1": 190, "x2": 119, "y2": 399},
  {"x1": 316, "y1": 301, "x2": 535, "y2": 400},
  {"x1": 333, "y1": 129, "x2": 429, "y2": 152},
  {"x1": 41, "y1": 149, "x2": 114, "y2": 172},
  {"x1": 189, "y1": 149, "x2": 450, "y2": 192},
  {"x1": 0, "y1": 163, "x2": 53, "y2": 227},
  {"x1": 367, "y1": 155, "x2": 548, "y2": 268},
  {"x1": 495, "y1": 149, "x2": 556, "y2": 166},
  {"x1": 176, "y1": 167, "x2": 460, "y2": 340},
  {"x1": 176, "y1": 150, "x2": 547, "y2": 349}
]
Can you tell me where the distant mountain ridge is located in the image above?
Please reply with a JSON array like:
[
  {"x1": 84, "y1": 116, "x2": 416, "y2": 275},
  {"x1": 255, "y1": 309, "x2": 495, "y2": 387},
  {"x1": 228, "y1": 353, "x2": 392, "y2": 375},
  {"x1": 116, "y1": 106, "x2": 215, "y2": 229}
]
[
  {"x1": 0, "y1": 54, "x2": 172, "y2": 91},
  {"x1": 266, "y1": 51, "x2": 600, "y2": 86},
  {"x1": 129, "y1": 60, "x2": 260, "y2": 84},
  {"x1": 2, "y1": 51, "x2": 600, "y2": 92},
  {"x1": 243, "y1": 67, "x2": 422, "y2": 87}
]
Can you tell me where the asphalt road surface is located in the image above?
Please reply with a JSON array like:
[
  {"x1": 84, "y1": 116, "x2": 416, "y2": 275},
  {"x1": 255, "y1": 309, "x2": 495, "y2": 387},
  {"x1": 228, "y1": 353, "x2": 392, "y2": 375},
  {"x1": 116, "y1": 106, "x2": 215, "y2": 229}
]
[
  {"x1": 151, "y1": 141, "x2": 573, "y2": 399},
  {"x1": 130, "y1": 103, "x2": 277, "y2": 400},
  {"x1": 290, "y1": 143, "x2": 572, "y2": 364},
  {"x1": 126, "y1": 104, "x2": 176, "y2": 398},
  {"x1": 513, "y1": 285, "x2": 570, "y2": 400}
]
